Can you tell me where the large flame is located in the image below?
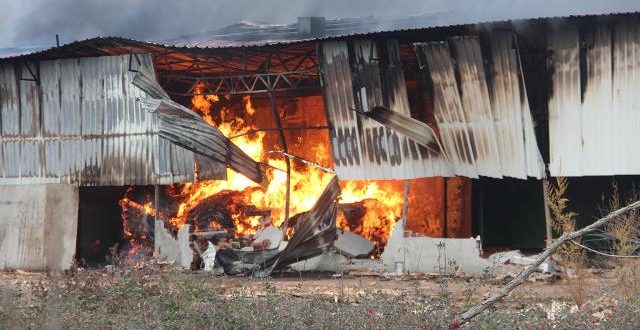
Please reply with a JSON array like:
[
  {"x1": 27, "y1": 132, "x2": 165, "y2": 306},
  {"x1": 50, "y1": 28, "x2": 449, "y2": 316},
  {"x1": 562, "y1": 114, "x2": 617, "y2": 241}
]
[{"x1": 122, "y1": 84, "x2": 404, "y2": 251}]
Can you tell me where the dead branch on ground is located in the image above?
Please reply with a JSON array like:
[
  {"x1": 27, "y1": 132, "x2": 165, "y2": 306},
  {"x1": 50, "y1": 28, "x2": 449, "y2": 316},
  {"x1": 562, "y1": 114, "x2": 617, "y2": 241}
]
[{"x1": 449, "y1": 199, "x2": 640, "y2": 329}]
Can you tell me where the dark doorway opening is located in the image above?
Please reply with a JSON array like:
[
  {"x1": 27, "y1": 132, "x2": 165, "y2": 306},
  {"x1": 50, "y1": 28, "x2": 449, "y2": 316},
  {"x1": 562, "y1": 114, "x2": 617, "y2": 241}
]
[{"x1": 76, "y1": 186, "x2": 127, "y2": 266}]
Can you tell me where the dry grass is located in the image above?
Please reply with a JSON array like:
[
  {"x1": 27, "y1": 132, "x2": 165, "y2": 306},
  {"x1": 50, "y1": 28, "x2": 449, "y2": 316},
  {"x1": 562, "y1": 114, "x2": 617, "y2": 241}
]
[{"x1": 1, "y1": 265, "x2": 639, "y2": 329}]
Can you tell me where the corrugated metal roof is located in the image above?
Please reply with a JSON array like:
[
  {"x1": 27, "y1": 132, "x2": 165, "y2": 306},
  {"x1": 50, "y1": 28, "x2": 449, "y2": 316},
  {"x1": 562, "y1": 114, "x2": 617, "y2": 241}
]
[
  {"x1": 549, "y1": 16, "x2": 640, "y2": 176},
  {"x1": 0, "y1": 54, "x2": 226, "y2": 185},
  {"x1": 3, "y1": 11, "x2": 640, "y2": 61}
]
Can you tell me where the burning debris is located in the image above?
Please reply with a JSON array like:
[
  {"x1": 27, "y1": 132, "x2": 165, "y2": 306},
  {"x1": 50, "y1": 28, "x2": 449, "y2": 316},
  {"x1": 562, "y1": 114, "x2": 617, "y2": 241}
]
[{"x1": 118, "y1": 77, "x2": 405, "y2": 272}]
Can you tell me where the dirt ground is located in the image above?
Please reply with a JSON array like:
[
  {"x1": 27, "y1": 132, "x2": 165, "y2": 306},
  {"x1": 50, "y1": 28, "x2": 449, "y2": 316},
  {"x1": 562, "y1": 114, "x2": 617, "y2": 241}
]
[{"x1": 1, "y1": 263, "x2": 637, "y2": 329}]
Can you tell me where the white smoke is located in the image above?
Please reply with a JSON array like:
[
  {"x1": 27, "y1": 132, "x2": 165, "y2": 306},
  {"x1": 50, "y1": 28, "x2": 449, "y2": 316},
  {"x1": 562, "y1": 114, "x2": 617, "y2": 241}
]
[{"x1": 1, "y1": 0, "x2": 640, "y2": 48}]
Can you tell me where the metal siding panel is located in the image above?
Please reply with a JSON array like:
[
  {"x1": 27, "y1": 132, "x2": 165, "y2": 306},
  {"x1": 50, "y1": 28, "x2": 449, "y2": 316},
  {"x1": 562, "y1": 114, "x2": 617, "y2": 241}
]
[
  {"x1": 319, "y1": 40, "x2": 451, "y2": 180},
  {"x1": 0, "y1": 63, "x2": 19, "y2": 136},
  {"x1": 613, "y1": 17, "x2": 640, "y2": 175},
  {"x1": 582, "y1": 24, "x2": 614, "y2": 175},
  {"x1": 59, "y1": 59, "x2": 81, "y2": 136},
  {"x1": 418, "y1": 42, "x2": 479, "y2": 178},
  {"x1": 487, "y1": 32, "x2": 528, "y2": 179},
  {"x1": 40, "y1": 60, "x2": 62, "y2": 137},
  {"x1": 319, "y1": 41, "x2": 364, "y2": 179},
  {"x1": 452, "y1": 37, "x2": 502, "y2": 178},
  {"x1": 548, "y1": 26, "x2": 582, "y2": 176},
  {"x1": 18, "y1": 66, "x2": 38, "y2": 137},
  {"x1": 80, "y1": 57, "x2": 104, "y2": 135},
  {"x1": 44, "y1": 140, "x2": 60, "y2": 178}
]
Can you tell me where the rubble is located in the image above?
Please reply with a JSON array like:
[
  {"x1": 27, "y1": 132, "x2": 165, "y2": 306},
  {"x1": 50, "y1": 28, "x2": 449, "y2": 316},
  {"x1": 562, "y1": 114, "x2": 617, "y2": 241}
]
[
  {"x1": 153, "y1": 221, "x2": 194, "y2": 268},
  {"x1": 333, "y1": 229, "x2": 374, "y2": 257}
]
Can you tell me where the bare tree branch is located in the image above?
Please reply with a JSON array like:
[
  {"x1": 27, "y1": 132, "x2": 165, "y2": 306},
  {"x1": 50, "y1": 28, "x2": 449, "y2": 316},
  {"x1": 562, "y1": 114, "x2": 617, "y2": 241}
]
[{"x1": 450, "y1": 199, "x2": 640, "y2": 329}]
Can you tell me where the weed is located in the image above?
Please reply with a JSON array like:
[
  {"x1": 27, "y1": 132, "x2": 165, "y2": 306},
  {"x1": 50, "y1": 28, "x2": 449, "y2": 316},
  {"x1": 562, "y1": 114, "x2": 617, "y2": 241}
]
[{"x1": 546, "y1": 177, "x2": 588, "y2": 305}]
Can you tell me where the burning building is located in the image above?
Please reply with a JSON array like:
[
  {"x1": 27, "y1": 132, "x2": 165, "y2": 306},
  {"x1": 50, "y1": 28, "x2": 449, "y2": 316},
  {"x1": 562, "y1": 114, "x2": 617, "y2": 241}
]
[{"x1": 2, "y1": 12, "x2": 640, "y2": 273}]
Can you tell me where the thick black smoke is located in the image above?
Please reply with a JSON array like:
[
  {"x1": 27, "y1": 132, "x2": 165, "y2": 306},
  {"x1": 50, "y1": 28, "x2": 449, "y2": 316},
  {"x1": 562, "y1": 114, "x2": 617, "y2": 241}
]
[{"x1": 1, "y1": 0, "x2": 640, "y2": 48}]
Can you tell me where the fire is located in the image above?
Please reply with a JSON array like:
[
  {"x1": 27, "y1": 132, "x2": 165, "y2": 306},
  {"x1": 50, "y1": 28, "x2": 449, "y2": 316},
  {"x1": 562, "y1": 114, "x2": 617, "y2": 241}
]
[
  {"x1": 119, "y1": 84, "x2": 404, "y2": 254},
  {"x1": 166, "y1": 84, "x2": 404, "y2": 250},
  {"x1": 119, "y1": 195, "x2": 154, "y2": 261}
]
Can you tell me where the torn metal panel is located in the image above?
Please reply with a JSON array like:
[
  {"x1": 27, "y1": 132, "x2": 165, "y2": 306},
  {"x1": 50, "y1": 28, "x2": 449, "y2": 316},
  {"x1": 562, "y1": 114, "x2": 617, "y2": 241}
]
[
  {"x1": 0, "y1": 54, "x2": 220, "y2": 185},
  {"x1": 319, "y1": 40, "x2": 450, "y2": 180},
  {"x1": 216, "y1": 176, "x2": 340, "y2": 275},
  {"x1": 133, "y1": 69, "x2": 266, "y2": 185},
  {"x1": 414, "y1": 35, "x2": 544, "y2": 179},
  {"x1": 452, "y1": 37, "x2": 502, "y2": 178},
  {"x1": 548, "y1": 26, "x2": 582, "y2": 176},
  {"x1": 358, "y1": 106, "x2": 441, "y2": 153},
  {"x1": 488, "y1": 32, "x2": 545, "y2": 179},
  {"x1": 416, "y1": 41, "x2": 479, "y2": 178}
]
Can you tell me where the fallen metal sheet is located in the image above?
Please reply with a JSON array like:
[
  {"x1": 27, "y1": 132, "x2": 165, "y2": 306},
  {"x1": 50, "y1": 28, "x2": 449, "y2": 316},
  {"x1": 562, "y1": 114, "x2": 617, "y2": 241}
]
[
  {"x1": 133, "y1": 67, "x2": 266, "y2": 185},
  {"x1": 548, "y1": 19, "x2": 640, "y2": 176},
  {"x1": 356, "y1": 106, "x2": 441, "y2": 153},
  {"x1": 215, "y1": 175, "x2": 340, "y2": 275},
  {"x1": 0, "y1": 54, "x2": 218, "y2": 185},
  {"x1": 318, "y1": 40, "x2": 451, "y2": 180}
]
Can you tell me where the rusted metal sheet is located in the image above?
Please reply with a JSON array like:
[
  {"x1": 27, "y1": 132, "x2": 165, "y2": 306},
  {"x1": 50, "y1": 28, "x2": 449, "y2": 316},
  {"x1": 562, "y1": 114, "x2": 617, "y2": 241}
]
[
  {"x1": 0, "y1": 54, "x2": 224, "y2": 185},
  {"x1": 319, "y1": 40, "x2": 451, "y2": 180},
  {"x1": 548, "y1": 19, "x2": 640, "y2": 176}
]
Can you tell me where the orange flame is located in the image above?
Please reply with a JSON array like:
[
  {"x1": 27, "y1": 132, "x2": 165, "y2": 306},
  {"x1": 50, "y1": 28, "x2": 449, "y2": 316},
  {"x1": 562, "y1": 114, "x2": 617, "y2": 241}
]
[{"x1": 165, "y1": 84, "x2": 404, "y2": 250}]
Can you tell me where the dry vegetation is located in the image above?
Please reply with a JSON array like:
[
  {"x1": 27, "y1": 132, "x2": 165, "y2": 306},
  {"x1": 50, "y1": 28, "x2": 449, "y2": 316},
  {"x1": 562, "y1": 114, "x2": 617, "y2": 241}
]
[
  {"x1": 1, "y1": 263, "x2": 639, "y2": 329},
  {"x1": 4, "y1": 179, "x2": 640, "y2": 329}
]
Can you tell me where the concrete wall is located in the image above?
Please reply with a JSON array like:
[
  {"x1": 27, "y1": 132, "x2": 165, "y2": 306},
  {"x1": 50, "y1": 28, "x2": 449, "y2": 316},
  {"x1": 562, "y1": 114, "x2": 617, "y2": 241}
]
[
  {"x1": 0, "y1": 184, "x2": 79, "y2": 270},
  {"x1": 381, "y1": 219, "x2": 491, "y2": 275},
  {"x1": 154, "y1": 220, "x2": 193, "y2": 268}
]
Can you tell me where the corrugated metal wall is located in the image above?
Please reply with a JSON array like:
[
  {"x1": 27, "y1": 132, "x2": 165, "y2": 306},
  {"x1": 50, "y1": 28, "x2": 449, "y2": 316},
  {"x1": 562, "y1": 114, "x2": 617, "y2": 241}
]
[
  {"x1": 0, "y1": 54, "x2": 224, "y2": 185},
  {"x1": 318, "y1": 40, "x2": 451, "y2": 180},
  {"x1": 549, "y1": 17, "x2": 640, "y2": 176},
  {"x1": 415, "y1": 35, "x2": 545, "y2": 179}
]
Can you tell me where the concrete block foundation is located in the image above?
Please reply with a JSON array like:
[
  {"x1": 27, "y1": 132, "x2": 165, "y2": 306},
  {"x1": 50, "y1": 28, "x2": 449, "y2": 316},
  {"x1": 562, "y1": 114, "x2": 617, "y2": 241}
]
[{"x1": 0, "y1": 184, "x2": 79, "y2": 271}]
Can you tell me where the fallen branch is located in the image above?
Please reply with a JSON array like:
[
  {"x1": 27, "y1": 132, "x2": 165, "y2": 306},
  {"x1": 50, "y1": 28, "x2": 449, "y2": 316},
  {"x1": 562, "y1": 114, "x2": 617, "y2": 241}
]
[{"x1": 450, "y1": 199, "x2": 640, "y2": 329}]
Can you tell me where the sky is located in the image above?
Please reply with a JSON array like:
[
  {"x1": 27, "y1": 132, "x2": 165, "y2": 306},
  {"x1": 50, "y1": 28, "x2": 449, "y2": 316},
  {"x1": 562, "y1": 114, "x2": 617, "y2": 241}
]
[{"x1": 2, "y1": 0, "x2": 640, "y2": 49}]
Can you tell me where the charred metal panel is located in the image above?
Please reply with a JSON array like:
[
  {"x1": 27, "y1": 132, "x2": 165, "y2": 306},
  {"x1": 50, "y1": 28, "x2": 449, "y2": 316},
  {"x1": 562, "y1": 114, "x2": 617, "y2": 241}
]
[
  {"x1": 132, "y1": 67, "x2": 263, "y2": 185},
  {"x1": 548, "y1": 19, "x2": 640, "y2": 176},
  {"x1": 582, "y1": 24, "x2": 613, "y2": 175},
  {"x1": 612, "y1": 18, "x2": 640, "y2": 175},
  {"x1": 0, "y1": 54, "x2": 223, "y2": 185},
  {"x1": 488, "y1": 32, "x2": 545, "y2": 179},
  {"x1": 319, "y1": 40, "x2": 450, "y2": 180},
  {"x1": 548, "y1": 26, "x2": 582, "y2": 176},
  {"x1": 416, "y1": 41, "x2": 479, "y2": 178},
  {"x1": 415, "y1": 35, "x2": 544, "y2": 179},
  {"x1": 452, "y1": 37, "x2": 502, "y2": 178}
]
